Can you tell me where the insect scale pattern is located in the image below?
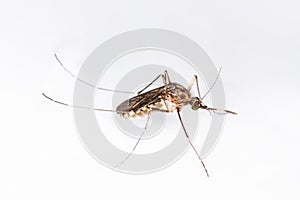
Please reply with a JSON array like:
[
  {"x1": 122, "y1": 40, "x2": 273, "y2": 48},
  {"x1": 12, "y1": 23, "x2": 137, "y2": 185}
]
[
  {"x1": 43, "y1": 54, "x2": 237, "y2": 177},
  {"x1": 117, "y1": 83, "x2": 192, "y2": 118}
]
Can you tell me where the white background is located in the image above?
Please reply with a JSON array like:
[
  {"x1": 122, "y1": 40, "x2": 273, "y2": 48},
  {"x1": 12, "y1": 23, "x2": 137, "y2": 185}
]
[{"x1": 1, "y1": 0, "x2": 299, "y2": 199}]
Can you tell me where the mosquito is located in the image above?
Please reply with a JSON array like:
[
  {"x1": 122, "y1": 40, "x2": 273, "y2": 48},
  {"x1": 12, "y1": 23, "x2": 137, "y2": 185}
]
[{"x1": 43, "y1": 54, "x2": 237, "y2": 177}]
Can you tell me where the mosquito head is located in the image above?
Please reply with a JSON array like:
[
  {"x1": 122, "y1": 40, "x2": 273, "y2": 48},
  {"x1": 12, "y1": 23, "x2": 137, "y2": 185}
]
[
  {"x1": 190, "y1": 97, "x2": 207, "y2": 110},
  {"x1": 190, "y1": 97, "x2": 237, "y2": 115}
]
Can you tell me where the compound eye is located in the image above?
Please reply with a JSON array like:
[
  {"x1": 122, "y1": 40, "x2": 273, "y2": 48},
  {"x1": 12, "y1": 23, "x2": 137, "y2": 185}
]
[{"x1": 191, "y1": 101, "x2": 200, "y2": 110}]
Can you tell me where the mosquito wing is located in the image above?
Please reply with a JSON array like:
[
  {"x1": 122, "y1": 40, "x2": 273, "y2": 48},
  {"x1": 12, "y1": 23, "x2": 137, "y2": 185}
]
[{"x1": 116, "y1": 86, "x2": 165, "y2": 112}]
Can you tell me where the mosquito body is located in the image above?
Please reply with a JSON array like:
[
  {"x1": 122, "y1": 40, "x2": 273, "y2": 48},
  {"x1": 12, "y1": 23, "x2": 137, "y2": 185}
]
[
  {"x1": 116, "y1": 72, "x2": 236, "y2": 119},
  {"x1": 117, "y1": 83, "x2": 191, "y2": 118},
  {"x1": 43, "y1": 54, "x2": 237, "y2": 177}
]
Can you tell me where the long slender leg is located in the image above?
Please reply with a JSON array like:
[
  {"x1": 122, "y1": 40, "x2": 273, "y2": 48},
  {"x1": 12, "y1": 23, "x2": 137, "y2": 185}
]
[
  {"x1": 137, "y1": 72, "x2": 168, "y2": 95},
  {"x1": 160, "y1": 70, "x2": 172, "y2": 109},
  {"x1": 54, "y1": 53, "x2": 134, "y2": 94},
  {"x1": 188, "y1": 75, "x2": 212, "y2": 115},
  {"x1": 136, "y1": 70, "x2": 170, "y2": 113},
  {"x1": 187, "y1": 75, "x2": 195, "y2": 91},
  {"x1": 42, "y1": 93, "x2": 127, "y2": 114},
  {"x1": 177, "y1": 109, "x2": 209, "y2": 177},
  {"x1": 164, "y1": 70, "x2": 171, "y2": 84},
  {"x1": 187, "y1": 75, "x2": 202, "y2": 99},
  {"x1": 115, "y1": 111, "x2": 152, "y2": 168}
]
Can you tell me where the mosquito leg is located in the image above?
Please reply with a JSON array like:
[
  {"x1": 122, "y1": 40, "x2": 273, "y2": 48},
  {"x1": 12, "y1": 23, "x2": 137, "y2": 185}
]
[
  {"x1": 42, "y1": 93, "x2": 126, "y2": 114},
  {"x1": 177, "y1": 109, "x2": 209, "y2": 177},
  {"x1": 135, "y1": 70, "x2": 170, "y2": 118},
  {"x1": 164, "y1": 70, "x2": 171, "y2": 84},
  {"x1": 137, "y1": 73, "x2": 167, "y2": 95},
  {"x1": 187, "y1": 75, "x2": 202, "y2": 99},
  {"x1": 114, "y1": 111, "x2": 152, "y2": 168},
  {"x1": 187, "y1": 75, "x2": 195, "y2": 91},
  {"x1": 54, "y1": 53, "x2": 134, "y2": 94}
]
